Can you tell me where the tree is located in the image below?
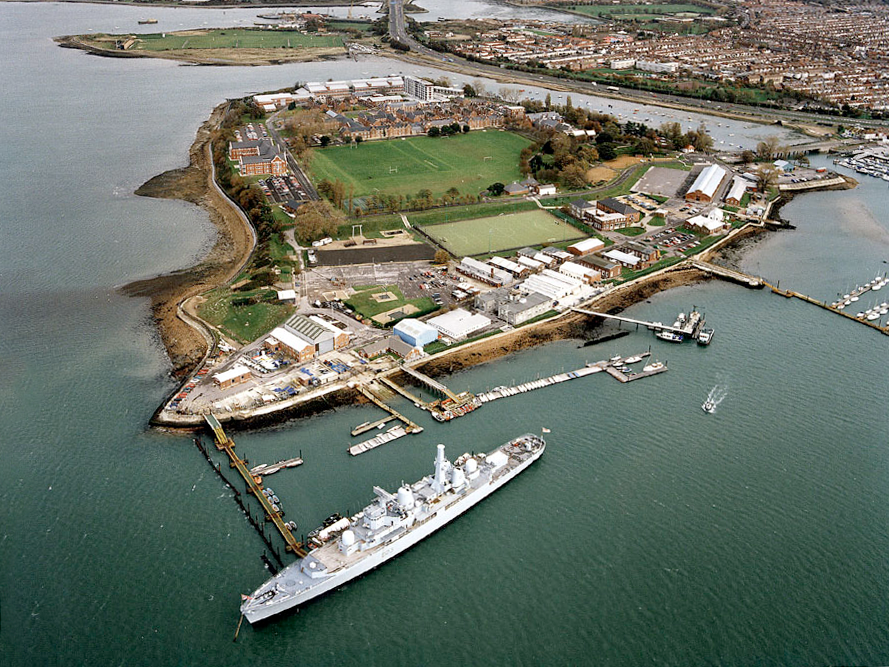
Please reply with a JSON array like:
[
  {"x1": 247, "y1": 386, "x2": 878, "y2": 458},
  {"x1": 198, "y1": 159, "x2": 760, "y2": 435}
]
[
  {"x1": 463, "y1": 83, "x2": 477, "y2": 98},
  {"x1": 319, "y1": 135, "x2": 331, "y2": 147},
  {"x1": 427, "y1": 126, "x2": 440, "y2": 138},
  {"x1": 545, "y1": 93, "x2": 552, "y2": 110},
  {"x1": 598, "y1": 143, "x2": 617, "y2": 161},
  {"x1": 355, "y1": 136, "x2": 363, "y2": 145},
  {"x1": 560, "y1": 163, "x2": 588, "y2": 189},
  {"x1": 754, "y1": 164, "x2": 780, "y2": 193},
  {"x1": 756, "y1": 136, "x2": 781, "y2": 161},
  {"x1": 740, "y1": 149, "x2": 755, "y2": 165},
  {"x1": 462, "y1": 124, "x2": 470, "y2": 134},
  {"x1": 433, "y1": 249, "x2": 450, "y2": 265},
  {"x1": 488, "y1": 182, "x2": 505, "y2": 196}
]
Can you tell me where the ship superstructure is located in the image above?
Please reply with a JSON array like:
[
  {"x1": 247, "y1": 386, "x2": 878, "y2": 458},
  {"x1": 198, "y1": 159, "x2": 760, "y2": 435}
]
[{"x1": 240, "y1": 433, "x2": 546, "y2": 623}]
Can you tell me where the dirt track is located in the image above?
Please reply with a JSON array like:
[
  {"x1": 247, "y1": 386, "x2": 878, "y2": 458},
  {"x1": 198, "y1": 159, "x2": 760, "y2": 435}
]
[{"x1": 121, "y1": 103, "x2": 255, "y2": 377}]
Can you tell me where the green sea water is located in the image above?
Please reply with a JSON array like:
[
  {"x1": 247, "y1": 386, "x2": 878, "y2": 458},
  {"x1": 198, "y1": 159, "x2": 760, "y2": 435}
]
[{"x1": 1, "y1": 5, "x2": 887, "y2": 665}]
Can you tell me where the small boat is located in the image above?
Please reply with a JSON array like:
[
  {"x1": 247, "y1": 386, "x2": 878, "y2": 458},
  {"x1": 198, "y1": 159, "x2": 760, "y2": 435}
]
[
  {"x1": 138, "y1": 18, "x2": 158, "y2": 24},
  {"x1": 702, "y1": 400, "x2": 715, "y2": 414},
  {"x1": 656, "y1": 331, "x2": 684, "y2": 343},
  {"x1": 697, "y1": 327, "x2": 714, "y2": 345}
]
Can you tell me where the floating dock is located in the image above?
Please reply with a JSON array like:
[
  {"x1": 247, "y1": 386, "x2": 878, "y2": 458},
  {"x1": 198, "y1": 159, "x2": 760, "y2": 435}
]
[
  {"x1": 249, "y1": 457, "x2": 303, "y2": 477},
  {"x1": 351, "y1": 415, "x2": 396, "y2": 436},
  {"x1": 477, "y1": 353, "x2": 665, "y2": 404},
  {"x1": 349, "y1": 425, "x2": 409, "y2": 456}
]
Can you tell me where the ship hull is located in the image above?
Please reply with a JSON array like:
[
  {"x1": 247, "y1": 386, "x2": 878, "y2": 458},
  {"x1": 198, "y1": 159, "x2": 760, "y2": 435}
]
[{"x1": 242, "y1": 440, "x2": 544, "y2": 623}]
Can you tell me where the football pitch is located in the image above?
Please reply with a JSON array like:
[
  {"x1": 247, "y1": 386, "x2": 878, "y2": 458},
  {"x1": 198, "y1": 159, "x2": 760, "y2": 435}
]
[
  {"x1": 421, "y1": 210, "x2": 583, "y2": 257},
  {"x1": 307, "y1": 131, "x2": 531, "y2": 198}
]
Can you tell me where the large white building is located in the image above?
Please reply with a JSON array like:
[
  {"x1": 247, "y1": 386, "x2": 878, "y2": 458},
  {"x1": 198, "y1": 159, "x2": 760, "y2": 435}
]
[
  {"x1": 427, "y1": 308, "x2": 491, "y2": 340},
  {"x1": 685, "y1": 164, "x2": 727, "y2": 203}
]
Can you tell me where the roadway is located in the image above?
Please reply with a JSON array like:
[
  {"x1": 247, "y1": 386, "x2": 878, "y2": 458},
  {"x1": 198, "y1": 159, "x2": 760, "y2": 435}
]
[{"x1": 385, "y1": 0, "x2": 889, "y2": 131}]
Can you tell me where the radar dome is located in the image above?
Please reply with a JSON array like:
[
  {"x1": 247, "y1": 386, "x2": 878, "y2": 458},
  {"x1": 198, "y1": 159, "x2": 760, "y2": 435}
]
[
  {"x1": 464, "y1": 458, "x2": 478, "y2": 474},
  {"x1": 397, "y1": 486, "x2": 415, "y2": 509},
  {"x1": 341, "y1": 530, "x2": 356, "y2": 547}
]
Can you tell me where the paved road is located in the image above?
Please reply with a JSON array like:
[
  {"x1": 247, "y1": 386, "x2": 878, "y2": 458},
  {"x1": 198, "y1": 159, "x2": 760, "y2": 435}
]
[{"x1": 386, "y1": 0, "x2": 889, "y2": 131}]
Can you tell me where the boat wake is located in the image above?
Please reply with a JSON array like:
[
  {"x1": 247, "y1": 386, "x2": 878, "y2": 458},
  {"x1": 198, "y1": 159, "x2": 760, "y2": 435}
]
[{"x1": 705, "y1": 384, "x2": 728, "y2": 411}]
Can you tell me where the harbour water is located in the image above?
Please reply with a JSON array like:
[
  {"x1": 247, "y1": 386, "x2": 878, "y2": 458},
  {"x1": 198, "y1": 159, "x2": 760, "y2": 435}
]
[{"x1": 1, "y1": 4, "x2": 888, "y2": 665}]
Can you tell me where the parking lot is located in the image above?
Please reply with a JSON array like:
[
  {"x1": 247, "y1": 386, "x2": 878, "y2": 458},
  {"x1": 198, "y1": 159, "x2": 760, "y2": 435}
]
[{"x1": 259, "y1": 174, "x2": 308, "y2": 204}]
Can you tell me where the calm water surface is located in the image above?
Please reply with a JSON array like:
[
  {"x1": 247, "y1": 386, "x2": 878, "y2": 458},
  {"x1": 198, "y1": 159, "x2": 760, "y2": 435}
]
[{"x1": 1, "y1": 5, "x2": 887, "y2": 666}]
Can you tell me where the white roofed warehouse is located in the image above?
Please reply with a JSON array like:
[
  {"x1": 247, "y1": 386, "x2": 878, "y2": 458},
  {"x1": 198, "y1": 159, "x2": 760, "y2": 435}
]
[
  {"x1": 685, "y1": 164, "x2": 727, "y2": 203},
  {"x1": 427, "y1": 308, "x2": 491, "y2": 341}
]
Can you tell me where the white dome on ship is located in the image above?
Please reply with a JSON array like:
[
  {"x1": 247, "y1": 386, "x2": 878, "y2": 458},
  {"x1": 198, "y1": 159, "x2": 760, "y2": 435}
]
[
  {"x1": 464, "y1": 458, "x2": 478, "y2": 474},
  {"x1": 451, "y1": 467, "x2": 466, "y2": 487},
  {"x1": 341, "y1": 530, "x2": 356, "y2": 547},
  {"x1": 397, "y1": 485, "x2": 415, "y2": 509}
]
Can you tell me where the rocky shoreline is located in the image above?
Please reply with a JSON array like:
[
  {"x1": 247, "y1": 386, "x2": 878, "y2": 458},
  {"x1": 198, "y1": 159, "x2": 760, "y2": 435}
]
[{"x1": 121, "y1": 102, "x2": 255, "y2": 378}]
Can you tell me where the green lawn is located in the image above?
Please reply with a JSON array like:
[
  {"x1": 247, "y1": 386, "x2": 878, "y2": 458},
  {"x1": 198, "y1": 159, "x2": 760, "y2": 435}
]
[
  {"x1": 133, "y1": 29, "x2": 344, "y2": 51},
  {"x1": 198, "y1": 287, "x2": 294, "y2": 344},
  {"x1": 422, "y1": 209, "x2": 582, "y2": 256},
  {"x1": 344, "y1": 285, "x2": 437, "y2": 323},
  {"x1": 308, "y1": 131, "x2": 531, "y2": 199},
  {"x1": 617, "y1": 226, "x2": 647, "y2": 236}
]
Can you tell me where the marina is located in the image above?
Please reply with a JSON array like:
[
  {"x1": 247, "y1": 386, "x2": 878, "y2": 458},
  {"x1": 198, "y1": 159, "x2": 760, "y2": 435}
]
[
  {"x1": 573, "y1": 307, "x2": 711, "y2": 344},
  {"x1": 766, "y1": 280, "x2": 889, "y2": 335}
]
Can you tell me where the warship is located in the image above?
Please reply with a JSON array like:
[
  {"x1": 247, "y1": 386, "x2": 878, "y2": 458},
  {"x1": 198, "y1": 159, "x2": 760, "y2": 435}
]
[{"x1": 240, "y1": 433, "x2": 546, "y2": 623}]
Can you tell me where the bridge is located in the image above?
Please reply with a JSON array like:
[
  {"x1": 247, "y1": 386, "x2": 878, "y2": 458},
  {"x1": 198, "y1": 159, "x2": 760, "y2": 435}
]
[{"x1": 571, "y1": 307, "x2": 688, "y2": 335}]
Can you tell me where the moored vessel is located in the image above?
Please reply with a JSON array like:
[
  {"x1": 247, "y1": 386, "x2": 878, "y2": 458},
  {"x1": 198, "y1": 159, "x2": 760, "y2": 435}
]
[{"x1": 240, "y1": 433, "x2": 546, "y2": 623}]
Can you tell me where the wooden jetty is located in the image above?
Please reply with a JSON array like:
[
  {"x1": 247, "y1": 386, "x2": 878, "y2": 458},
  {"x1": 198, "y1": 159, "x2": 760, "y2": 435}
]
[
  {"x1": 356, "y1": 383, "x2": 424, "y2": 433},
  {"x1": 205, "y1": 415, "x2": 307, "y2": 557}
]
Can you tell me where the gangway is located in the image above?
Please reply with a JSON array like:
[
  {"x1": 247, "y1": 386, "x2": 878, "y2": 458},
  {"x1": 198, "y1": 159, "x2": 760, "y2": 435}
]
[
  {"x1": 572, "y1": 308, "x2": 688, "y2": 335},
  {"x1": 398, "y1": 364, "x2": 459, "y2": 402}
]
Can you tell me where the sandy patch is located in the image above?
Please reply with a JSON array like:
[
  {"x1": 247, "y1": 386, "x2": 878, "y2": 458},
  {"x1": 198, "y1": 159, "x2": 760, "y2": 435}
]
[
  {"x1": 372, "y1": 303, "x2": 419, "y2": 325},
  {"x1": 585, "y1": 166, "x2": 617, "y2": 183},
  {"x1": 602, "y1": 155, "x2": 645, "y2": 170}
]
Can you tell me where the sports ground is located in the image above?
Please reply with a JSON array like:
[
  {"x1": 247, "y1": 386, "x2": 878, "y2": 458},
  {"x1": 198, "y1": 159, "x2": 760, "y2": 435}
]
[
  {"x1": 421, "y1": 210, "x2": 583, "y2": 257},
  {"x1": 307, "y1": 131, "x2": 531, "y2": 198}
]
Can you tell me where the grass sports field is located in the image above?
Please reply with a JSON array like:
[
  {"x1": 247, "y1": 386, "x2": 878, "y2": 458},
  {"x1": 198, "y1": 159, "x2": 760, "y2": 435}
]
[
  {"x1": 133, "y1": 29, "x2": 343, "y2": 51},
  {"x1": 307, "y1": 131, "x2": 531, "y2": 198},
  {"x1": 422, "y1": 210, "x2": 583, "y2": 257}
]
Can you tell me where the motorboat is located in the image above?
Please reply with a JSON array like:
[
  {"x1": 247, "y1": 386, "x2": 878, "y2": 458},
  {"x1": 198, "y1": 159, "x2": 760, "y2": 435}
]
[
  {"x1": 697, "y1": 327, "x2": 714, "y2": 345},
  {"x1": 702, "y1": 400, "x2": 715, "y2": 414},
  {"x1": 656, "y1": 331, "x2": 684, "y2": 343}
]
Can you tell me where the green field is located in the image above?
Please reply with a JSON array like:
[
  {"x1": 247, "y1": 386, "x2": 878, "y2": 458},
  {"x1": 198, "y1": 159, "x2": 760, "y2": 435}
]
[
  {"x1": 133, "y1": 29, "x2": 344, "y2": 51},
  {"x1": 422, "y1": 210, "x2": 582, "y2": 257},
  {"x1": 308, "y1": 131, "x2": 531, "y2": 198}
]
